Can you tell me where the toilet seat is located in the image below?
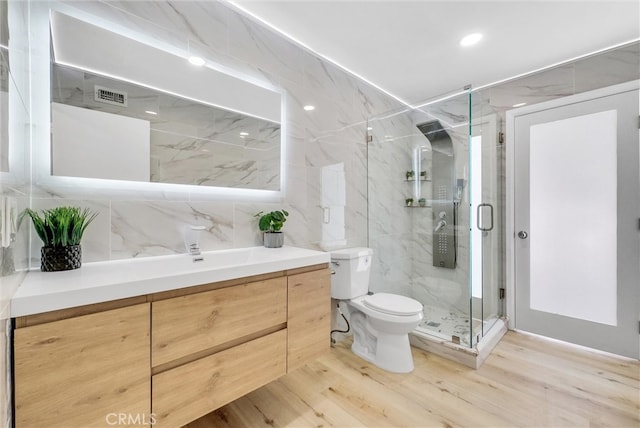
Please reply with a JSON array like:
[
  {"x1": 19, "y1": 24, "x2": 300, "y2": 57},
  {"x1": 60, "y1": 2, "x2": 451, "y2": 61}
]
[{"x1": 363, "y1": 293, "x2": 423, "y2": 316}]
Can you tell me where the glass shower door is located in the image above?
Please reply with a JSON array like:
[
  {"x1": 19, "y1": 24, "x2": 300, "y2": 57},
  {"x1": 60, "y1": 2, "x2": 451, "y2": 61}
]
[{"x1": 470, "y1": 92, "x2": 503, "y2": 346}]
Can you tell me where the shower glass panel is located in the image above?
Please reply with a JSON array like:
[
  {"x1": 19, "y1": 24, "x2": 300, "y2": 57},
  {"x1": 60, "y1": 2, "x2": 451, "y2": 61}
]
[
  {"x1": 470, "y1": 90, "x2": 503, "y2": 346},
  {"x1": 367, "y1": 88, "x2": 503, "y2": 348},
  {"x1": 367, "y1": 90, "x2": 472, "y2": 347}
]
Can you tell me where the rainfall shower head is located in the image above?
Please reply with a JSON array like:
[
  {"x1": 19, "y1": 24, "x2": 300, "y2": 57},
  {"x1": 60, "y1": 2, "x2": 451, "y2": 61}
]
[
  {"x1": 417, "y1": 120, "x2": 449, "y2": 141},
  {"x1": 416, "y1": 120, "x2": 453, "y2": 156}
]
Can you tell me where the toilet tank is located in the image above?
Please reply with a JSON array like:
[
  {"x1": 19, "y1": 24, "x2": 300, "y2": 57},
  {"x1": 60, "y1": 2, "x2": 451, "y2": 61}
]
[{"x1": 330, "y1": 247, "x2": 373, "y2": 299}]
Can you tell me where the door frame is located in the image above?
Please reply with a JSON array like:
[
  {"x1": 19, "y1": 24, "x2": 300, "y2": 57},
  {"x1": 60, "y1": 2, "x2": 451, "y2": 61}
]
[{"x1": 505, "y1": 80, "x2": 640, "y2": 339}]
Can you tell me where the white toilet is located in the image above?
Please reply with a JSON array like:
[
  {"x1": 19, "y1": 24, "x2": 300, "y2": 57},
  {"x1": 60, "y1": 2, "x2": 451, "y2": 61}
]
[{"x1": 330, "y1": 247, "x2": 423, "y2": 373}]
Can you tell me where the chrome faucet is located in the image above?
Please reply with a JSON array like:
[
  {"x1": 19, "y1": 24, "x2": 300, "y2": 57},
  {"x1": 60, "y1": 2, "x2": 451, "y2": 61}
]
[
  {"x1": 184, "y1": 225, "x2": 205, "y2": 256},
  {"x1": 434, "y1": 211, "x2": 447, "y2": 232},
  {"x1": 188, "y1": 242, "x2": 201, "y2": 256}
]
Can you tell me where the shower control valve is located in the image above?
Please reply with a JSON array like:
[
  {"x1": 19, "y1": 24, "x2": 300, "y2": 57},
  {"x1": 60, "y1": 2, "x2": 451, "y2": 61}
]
[{"x1": 434, "y1": 211, "x2": 448, "y2": 232}]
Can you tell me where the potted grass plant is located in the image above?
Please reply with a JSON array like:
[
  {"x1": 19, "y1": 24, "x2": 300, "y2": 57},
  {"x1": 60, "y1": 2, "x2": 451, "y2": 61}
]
[
  {"x1": 22, "y1": 206, "x2": 98, "y2": 272},
  {"x1": 254, "y1": 209, "x2": 288, "y2": 248}
]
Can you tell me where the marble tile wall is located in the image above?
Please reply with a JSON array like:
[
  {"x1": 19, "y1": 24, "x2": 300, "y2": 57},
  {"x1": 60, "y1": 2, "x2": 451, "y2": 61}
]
[
  {"x1": 367, "y1": 106, "x2": 414, "y2": 296},
  {"x1": 26, "y1": 0, "x2": 403, "y2": 266},
  {"x1": 480, "y1": 42, "x2": 640, "y2": 124}
]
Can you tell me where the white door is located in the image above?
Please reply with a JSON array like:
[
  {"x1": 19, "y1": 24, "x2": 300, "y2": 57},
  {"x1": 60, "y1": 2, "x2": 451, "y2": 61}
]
[{"x1": 512, "y1": 83, "x2": 639, "y2": 359}]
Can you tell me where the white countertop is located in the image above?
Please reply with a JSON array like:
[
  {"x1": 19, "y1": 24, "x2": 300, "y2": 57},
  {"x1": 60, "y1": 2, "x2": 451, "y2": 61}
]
[{"x1": 11, "y1": 246, "x2": 330, "y2": 317}]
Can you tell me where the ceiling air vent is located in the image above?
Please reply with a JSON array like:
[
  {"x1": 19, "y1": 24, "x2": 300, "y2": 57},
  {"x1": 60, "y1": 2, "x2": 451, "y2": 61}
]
[{"x1": 94, "y1": 85, "x2": 128, "y2": 107}]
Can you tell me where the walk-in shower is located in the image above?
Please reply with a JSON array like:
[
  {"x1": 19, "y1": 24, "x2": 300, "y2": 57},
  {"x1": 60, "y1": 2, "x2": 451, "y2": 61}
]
[{"x1": 366, "y1": 89, "x2": 504, "y2": 360}]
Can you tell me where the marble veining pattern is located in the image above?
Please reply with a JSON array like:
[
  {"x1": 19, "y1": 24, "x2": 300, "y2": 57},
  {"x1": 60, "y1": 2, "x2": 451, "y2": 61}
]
[{"x1": 110, "y1": 201, "x2": 234, "y2": 259}]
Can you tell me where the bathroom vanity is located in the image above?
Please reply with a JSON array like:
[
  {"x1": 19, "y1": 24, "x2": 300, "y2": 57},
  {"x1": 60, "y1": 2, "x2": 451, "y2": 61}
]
[{"x1": 11, "y1": 246, "x2": 331, "y2": 427}]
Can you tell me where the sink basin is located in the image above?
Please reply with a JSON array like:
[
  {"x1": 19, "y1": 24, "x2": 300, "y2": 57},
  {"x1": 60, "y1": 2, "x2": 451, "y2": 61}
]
[
  {"x1": 11, "y1": 246, "x2": 330, "y2": 317},
  {"x1": 136, "y1": 247, "x2": 253, "y2": 273}
]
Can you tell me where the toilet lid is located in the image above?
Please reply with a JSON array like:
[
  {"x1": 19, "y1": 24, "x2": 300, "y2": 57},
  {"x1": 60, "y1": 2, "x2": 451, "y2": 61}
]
[{"x1": 363, "y1": 293, "x2": 423, "y2": 316}]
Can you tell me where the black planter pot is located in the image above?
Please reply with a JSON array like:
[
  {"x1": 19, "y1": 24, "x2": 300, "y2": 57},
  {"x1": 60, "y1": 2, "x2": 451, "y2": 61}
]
[
  {"x1": 41, "y1": 245, "x2": 82, "y2": 272},
  {"x1": 263, "y1": 232, "x2": 284, "y2": 248}
]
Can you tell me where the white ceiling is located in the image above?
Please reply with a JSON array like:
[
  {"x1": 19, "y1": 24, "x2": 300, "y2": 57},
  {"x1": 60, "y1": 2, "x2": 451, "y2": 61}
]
[{"x1": 230, "y1": 1, "x2": 640, "y2": 105}]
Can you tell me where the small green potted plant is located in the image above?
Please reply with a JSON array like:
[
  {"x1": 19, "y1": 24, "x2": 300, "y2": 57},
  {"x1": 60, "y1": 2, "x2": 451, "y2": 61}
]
[
  {"x1": 420, "y1": 170, "x2": 427, "y2": 180},
  {"x1": 405, "y1": 198, "x2": 414, "y2": 207},
  {"x1": 22, "y1": 206, "x2": 98, "y2": 272},
  {"x1": 418, "y1": 198, "x2": 427, "y2": 207},
  {"x1": 405, "y1": 170, "x2": 415, "y2": 180},
  {"x1": 254, "y1": 209, "x2": 289, "y2": 248}
]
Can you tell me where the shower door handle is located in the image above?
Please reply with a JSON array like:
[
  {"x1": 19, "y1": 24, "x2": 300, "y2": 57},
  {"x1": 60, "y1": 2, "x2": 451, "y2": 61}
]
[
  {"x1": 517, "y1": 230, "x2": 528, "y2": 239},
  {"x1": 476, "y1": 203, "x2": 494, "y2": 231}
]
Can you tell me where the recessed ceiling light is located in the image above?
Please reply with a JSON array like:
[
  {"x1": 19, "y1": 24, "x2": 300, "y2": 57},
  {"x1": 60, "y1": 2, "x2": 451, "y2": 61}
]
[
  {"x1": 303, "y1": 105, "x2": 315, "y2": 111},
  {"x1": 240, "y1": 132, "x2": 249, "y2": 136},
  {"x1": 188, "y1": 56, "x2": 205, "y2": 66},
  {"x1": 460, "y1": 33, "x2": 483, "y2": 47},
  {"x1": 145, "y1": 110, "x2": 158, "y2": 115},
  {"x1": 512, "y1": 102, "x2": 527, "y2": 107},
  {"x1": 367, "y1": 127, "x2": 373, "y2": 131}
]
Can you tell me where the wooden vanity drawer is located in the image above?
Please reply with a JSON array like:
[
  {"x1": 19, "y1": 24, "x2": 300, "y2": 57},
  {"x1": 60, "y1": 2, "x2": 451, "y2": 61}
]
[
  {"x1": 152, "y1": 277, "x2": 287, "y2": 367},
  {"x1": 14, "y1": 304, "x2": 150, "y2": 428},
  {"x1": 152, "y1": 329, "x2": 287, "y2": 427},
  {"x1": 287, "y1": 268, "x2": 331, "y2": 372}
]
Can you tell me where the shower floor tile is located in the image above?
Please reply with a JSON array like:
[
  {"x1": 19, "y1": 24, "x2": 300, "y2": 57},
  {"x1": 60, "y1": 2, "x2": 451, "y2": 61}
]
[{"x1": 418, "y1": 304, "x2": 483, "y2": 347}]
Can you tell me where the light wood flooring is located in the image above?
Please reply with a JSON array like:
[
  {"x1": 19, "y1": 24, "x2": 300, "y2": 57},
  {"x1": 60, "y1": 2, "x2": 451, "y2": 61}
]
[{"x1": 185, "y1": 331, "x2": 640, "y2": 428}]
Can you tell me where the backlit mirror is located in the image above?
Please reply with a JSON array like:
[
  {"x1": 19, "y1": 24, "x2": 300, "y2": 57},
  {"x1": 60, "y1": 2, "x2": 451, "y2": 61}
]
[{"x1": 49, "y1": 11, "x2": 282, "y2": 191}]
